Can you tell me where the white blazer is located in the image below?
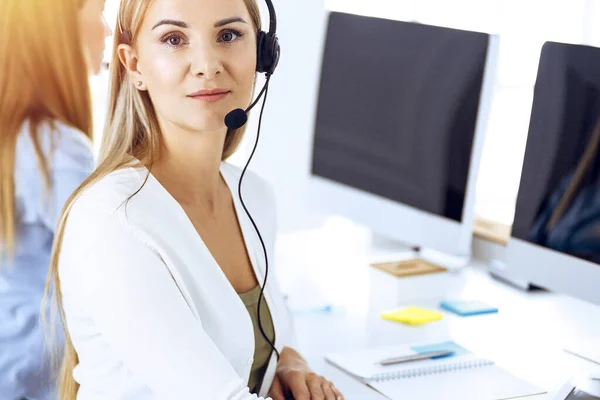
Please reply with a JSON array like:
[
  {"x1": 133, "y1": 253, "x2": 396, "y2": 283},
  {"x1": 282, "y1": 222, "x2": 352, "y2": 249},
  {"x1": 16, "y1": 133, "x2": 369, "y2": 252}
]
[{"x1": 59, "y1": 162, "x2": 296, "y2": 400}]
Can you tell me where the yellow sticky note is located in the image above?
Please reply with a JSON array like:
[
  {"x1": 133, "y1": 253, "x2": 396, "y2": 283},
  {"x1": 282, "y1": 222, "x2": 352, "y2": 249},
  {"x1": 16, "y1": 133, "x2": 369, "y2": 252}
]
[{"x1": 381, "y1": 306, "x2": 443, "y2": 326}]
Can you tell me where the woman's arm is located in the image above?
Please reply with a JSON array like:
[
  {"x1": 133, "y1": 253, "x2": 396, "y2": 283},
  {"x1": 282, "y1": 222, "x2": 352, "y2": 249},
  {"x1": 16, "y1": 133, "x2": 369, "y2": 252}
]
[{"x1": 59, "y1": 200, "x2": 268, "y2": 400}]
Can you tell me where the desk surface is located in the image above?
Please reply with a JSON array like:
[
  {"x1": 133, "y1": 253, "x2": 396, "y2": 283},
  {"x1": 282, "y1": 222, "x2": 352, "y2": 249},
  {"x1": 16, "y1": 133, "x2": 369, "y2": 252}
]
[{"x1": 286, "y1": 246, "x2": 600, "y2": 399}]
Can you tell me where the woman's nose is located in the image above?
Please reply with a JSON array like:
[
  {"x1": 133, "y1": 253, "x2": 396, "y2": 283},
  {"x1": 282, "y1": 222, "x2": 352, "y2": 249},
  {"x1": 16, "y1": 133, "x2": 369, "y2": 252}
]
[{"x1": 190, "y1": 43, "x2": 223, "y2": 80}]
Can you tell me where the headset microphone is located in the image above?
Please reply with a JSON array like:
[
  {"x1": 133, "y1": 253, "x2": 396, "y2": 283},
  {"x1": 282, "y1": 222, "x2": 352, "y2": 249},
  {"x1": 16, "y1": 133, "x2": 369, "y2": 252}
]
[
  {"x1": 224, "y1": 109, "x2": 247, "y2": 131},
  {"x1": 224, "y1": 78, "x2": 271, "y2": 130}
]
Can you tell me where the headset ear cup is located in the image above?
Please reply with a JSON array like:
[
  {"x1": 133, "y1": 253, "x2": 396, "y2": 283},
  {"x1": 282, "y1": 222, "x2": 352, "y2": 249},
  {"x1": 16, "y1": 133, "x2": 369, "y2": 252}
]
[
  {"x1": 256, "y1": 31, "x2": 267, "y2": 73},
  {"x1": 269, "y1": 35, "x2": 280, "y2": 75},
  {"x1": 256, "y1": 30, "x2": 280, "y2": 75}
]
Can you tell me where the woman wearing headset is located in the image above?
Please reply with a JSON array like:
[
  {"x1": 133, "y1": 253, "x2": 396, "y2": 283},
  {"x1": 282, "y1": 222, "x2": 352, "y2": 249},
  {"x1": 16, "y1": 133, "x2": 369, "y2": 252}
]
[
  {"x1": 0, "y1": 0, "x2": 110, "y2": 398},
  {"x1": 45, "y1": 0, "x2": 344, "y2": 399}
]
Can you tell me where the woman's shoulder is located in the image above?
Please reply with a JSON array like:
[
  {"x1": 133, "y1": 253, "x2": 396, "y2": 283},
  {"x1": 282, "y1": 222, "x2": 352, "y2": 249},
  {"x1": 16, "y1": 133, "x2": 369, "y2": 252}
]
[
  {"x1": 49, "y1": 118, "x2": 92, "y2": 146},
  {"x1": 68, "y1": 167, "x2": 148, "y2": 220},
  {"x1": 16, "y1": 118, "x2": 94, "y2": 171}
]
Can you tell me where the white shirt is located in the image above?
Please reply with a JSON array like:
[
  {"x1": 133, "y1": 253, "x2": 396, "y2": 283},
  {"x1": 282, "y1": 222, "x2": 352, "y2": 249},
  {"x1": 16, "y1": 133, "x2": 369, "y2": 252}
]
[{"x1": 59, "y1": 162, "x2": 296, "y2": 400}]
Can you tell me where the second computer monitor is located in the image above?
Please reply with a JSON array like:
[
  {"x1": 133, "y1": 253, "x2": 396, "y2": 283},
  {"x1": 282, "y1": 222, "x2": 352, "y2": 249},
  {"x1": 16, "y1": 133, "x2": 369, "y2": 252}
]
[{"x1": 506, "y1": 41, "x2": 600, "y2": 304}]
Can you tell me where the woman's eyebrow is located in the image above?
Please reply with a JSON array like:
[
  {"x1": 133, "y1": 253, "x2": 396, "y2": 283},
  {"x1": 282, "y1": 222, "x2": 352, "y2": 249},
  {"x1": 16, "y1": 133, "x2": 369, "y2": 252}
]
[
  {"x1": 152, "y1": 19, "x2": 189, "y2": 30},
  {"x1": 214, "y1": 17, "x2": 248, "y2": 27},
  {"x1": 151, "y1": 17, "x2": 247, "y2": 30}
]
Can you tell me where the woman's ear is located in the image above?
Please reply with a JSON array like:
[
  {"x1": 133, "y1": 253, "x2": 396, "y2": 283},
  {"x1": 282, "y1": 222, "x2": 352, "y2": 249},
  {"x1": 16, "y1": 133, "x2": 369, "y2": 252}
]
[{"x1": 118, "y1": 44, "x2": 146, "y2": 91}]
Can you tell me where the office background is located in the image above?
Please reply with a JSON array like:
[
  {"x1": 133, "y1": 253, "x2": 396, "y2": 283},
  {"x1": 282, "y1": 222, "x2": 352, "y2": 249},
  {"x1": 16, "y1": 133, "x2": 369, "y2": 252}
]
[
  {"x1": 94, "y1": 0, "x2": 600, "y2": 228},
  {"x1": 89, "y1": 0, "x2": 600, "y2": 307}
]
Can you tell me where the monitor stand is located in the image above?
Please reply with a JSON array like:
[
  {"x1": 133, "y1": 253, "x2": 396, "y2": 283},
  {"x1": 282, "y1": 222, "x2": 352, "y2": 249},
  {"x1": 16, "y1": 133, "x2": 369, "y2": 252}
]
[
  {"x1": 369, "y1": 233, "x2": 470, "y2": 271},
  {"x1": 488, "y1": 260, "x2": 544, "y2": 291},
  {"x1": 564, "y1": 339, "x2": 600, "y2": 367}
]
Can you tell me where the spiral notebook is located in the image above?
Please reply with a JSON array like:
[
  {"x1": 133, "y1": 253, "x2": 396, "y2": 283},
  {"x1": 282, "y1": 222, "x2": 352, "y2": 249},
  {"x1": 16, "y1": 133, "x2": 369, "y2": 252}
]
[{"x1": 325, "y1": 341, "x2": 546, "y2": 400}]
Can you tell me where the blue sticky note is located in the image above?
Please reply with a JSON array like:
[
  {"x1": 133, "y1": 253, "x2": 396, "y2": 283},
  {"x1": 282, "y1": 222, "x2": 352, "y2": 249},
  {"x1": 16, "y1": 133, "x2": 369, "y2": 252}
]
[
  {"x1": 440, "y1": 300, "x2": 498, "y2": 317},
  {"x1": 411, "y1": 341, "x2": 469, "y2": 359}
]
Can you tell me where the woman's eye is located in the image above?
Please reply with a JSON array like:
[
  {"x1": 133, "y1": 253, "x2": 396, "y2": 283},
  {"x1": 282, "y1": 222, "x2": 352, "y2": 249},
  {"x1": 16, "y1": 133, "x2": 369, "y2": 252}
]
[
  {"x1": 161, "y1": 34, "x2": 186, "y2": 47},
  {"x1": 220, "y1": 30, "x2": 242, "y2": 43},
  {"x1": 168, "y1": 36, "x2": 182, "y2": 46}
]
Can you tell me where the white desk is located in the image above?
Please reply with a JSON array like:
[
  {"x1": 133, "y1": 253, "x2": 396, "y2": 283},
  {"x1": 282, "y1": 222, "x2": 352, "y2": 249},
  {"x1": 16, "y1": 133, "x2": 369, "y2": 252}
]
[{"x1": 289, "y1": 262, "x2": 600, "y2": 399}]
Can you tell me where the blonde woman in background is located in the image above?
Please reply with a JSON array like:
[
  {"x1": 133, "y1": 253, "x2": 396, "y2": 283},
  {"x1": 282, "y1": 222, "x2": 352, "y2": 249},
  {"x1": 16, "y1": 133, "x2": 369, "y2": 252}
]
[
  {"x1": 0, "y1": 0, "x2": 111, "y2": 398},
  {"x1": 45, "y1": 0, "x2": 344, "y2": 399}
]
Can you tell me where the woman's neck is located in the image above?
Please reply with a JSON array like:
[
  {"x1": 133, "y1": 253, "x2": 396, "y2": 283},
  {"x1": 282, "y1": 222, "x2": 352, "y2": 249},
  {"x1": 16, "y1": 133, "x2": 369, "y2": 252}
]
[{"x1": 151, "y1": 124, "x2": 229, "y2": 213}]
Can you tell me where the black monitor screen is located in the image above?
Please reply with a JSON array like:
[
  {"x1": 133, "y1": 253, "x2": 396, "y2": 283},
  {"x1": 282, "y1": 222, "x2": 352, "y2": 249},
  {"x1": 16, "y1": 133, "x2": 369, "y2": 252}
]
[
  {"x1": 311, "y1": 12, "x2": 490, "y2": 222},
  {"x1": 512, "y1": 42, "x2": 600, "y2": 264}
]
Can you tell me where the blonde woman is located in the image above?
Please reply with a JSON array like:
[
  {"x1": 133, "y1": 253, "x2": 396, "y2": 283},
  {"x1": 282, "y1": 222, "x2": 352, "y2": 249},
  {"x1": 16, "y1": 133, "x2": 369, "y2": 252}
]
[
  {"x1": 46, "y1": 0, "x2": 344, "y2": 399},
  {"x1": 0, "y1": 0, "x2": 111, "y2": 398}
]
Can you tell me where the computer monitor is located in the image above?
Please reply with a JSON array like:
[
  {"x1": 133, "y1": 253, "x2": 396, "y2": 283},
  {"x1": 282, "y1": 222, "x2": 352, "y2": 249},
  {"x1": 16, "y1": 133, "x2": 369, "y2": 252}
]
[
  {"x1": 307, "y1": 12, "x2": 499, "y2": 262},
  {"x1": 504, "y1": 41, "x2": 600, "y2": 363},
  {"x1": 506, "y1": 41, "x2": 600, "y2": 303}
]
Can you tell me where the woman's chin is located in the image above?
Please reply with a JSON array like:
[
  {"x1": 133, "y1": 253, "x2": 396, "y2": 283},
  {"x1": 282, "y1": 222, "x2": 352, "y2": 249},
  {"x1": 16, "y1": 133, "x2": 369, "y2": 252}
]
[
  {"x1": 183, "y1": 117, "x2": 231, "y2": 134},
  {"x1": 187, "y1": 106, "x2": 249, "y2": 131}
]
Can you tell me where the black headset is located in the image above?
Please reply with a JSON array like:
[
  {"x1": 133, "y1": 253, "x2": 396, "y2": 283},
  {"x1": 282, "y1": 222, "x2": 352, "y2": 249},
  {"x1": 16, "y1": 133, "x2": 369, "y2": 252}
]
[
  {"x1": 224, "y1": 0, "x2": 280, "y2": 130},
  {"x1": 256, "y1": 0, "x2": 280, "y2": 76},
  {"x1": 231, "y1": 0, "x2": 282, "y2": 368}
]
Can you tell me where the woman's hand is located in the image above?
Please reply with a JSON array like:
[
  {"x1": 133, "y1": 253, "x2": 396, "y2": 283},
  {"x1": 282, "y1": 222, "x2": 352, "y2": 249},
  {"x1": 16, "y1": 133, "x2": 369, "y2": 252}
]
[{"x1": 267, "y1": 348, "x2": 344, "y2": 400}]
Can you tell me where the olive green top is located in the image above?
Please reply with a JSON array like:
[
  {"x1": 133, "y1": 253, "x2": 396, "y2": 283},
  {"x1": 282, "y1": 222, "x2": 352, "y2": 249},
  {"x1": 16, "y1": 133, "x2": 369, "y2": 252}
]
[{"x1": 238, "y1": 285, "x2": 275, "y2": 394}]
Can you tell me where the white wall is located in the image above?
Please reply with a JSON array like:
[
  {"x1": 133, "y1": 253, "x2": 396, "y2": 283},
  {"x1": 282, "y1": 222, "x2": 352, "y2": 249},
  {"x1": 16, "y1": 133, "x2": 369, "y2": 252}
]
[{"x1": 232, "y1": 0, "x2": 330, "y2": 233}]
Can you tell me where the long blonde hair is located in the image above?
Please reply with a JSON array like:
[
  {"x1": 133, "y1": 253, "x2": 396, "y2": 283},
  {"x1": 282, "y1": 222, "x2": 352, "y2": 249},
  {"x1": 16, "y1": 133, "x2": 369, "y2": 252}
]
[
  {"x1": 0, "y1": 0, "x2": 93, "y2": 258},
  {"x1": 44, "y1": 0, "x2": 262, "y2": 398}
]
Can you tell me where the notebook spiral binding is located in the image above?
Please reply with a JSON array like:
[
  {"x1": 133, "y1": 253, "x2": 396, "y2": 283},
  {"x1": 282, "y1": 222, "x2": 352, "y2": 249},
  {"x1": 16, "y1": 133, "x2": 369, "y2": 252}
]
[{"x1": 370, "y1": 359, "x2": 495, "y2": 382}]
